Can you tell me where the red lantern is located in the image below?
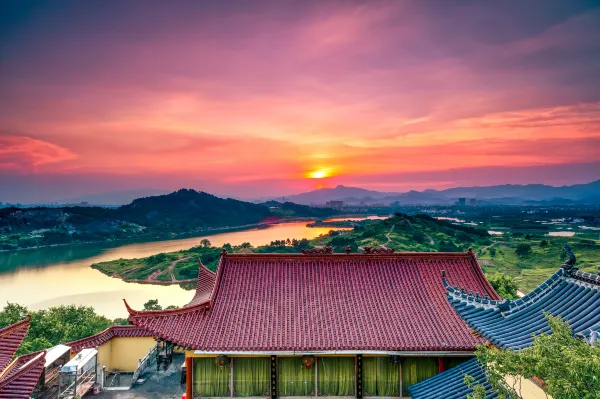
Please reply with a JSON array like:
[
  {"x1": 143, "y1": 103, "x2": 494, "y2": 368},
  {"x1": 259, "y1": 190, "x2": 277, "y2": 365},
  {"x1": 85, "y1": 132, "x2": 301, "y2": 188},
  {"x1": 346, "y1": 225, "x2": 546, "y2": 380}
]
[
  {"x1": 301, "y1": 355, "x2": 315, "y2": 370},
  {"x1": 216, "y1": 354, "x2": 229, "y2": 369}
]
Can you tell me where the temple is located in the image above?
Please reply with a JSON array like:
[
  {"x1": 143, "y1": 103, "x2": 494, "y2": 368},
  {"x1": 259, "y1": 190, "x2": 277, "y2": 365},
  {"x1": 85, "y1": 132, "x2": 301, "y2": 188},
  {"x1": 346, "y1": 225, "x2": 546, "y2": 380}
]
[
  {"x1": 408, "y1": 250, "x2": 600, "y2": 399},
  {"x1": 0, "y1": 316, "x2": 45, "y2": 399},
  {"x1": 125, "y1": 248, "x2": 500, "y2": 398}
]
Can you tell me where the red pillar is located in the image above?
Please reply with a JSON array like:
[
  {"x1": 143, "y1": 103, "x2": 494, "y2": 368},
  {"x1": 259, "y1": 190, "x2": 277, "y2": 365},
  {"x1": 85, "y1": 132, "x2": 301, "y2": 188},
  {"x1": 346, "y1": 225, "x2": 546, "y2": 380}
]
[
  {"x1": 438, "y1": 357, "x2": 445, "y2": 373},
  {"x1": 186, "y1": 356, "x2": 193, "y2": 399}
]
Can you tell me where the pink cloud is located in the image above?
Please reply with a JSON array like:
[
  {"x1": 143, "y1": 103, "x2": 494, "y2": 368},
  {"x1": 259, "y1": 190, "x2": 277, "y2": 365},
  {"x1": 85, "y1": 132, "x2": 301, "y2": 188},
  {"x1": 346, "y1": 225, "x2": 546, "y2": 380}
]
[{"x1": 0, "y1": 135, "x2": 78, "y2": 172}]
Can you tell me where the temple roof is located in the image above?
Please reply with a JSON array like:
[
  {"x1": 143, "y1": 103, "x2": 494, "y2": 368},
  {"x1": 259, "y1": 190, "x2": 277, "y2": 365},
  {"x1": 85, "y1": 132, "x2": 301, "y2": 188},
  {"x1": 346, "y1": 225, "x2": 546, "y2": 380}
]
[
  {"x1": 408, "y1": 358, "x2": 498, "y2": 399},
  {"x1": 0, "y1": 316, "x2": 30, "y2": 373},
  {"x1": 0, "y1": 317, "x2": 45, "y2": 399},
  {"x1": 126, "y1": 250, "x2": 499, "y2": 352},
  {"x1": 445, "y1": 267, "x2": 600, "y2": 350},
  {"x1": 66, "y1": 325, "x2": 153, "y2": 353},
  {"x1": 0, "y1": 351, "x2": 45, "y2": 399}
]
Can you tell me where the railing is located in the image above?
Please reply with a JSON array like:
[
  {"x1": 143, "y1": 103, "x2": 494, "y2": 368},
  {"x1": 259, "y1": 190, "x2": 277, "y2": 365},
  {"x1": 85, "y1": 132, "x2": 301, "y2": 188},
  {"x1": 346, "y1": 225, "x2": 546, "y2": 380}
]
[{"x1": 132, "y1": 344, "x2": 158, "y2": 386}]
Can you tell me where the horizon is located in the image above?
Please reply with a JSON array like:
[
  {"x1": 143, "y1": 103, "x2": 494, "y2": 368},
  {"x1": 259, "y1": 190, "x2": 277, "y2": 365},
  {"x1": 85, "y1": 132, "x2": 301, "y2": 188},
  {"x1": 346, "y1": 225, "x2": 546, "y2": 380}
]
[
  {"x1": 2, "y1": 0, "x2": 600, "y2": 202},
  {"x1": 2, "y1": 178, "x2": 599, "y2": 206}
]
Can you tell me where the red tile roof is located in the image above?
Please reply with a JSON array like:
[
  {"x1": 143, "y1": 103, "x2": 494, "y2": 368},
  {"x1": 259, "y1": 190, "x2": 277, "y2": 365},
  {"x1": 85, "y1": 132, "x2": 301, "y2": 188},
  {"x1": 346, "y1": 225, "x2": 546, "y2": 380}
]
[
  {"x1": 0, "y1": 316, "x2": 30, "y2": 372},
  {"x1": 0, "y1": 351, "x2": 45, "y2": 399},
  {"x1": 126, "y1": 251, "x2": 499, "y2": 352},
  {"x1": 0, "y1": 317, "x2": 45, "y2": 399},
  {"x1": 66, "y1": 325, "x2": 153, "y2": 353},
  {"x1": 186, "y1": 260, "x2": 216, "y2": 307}
]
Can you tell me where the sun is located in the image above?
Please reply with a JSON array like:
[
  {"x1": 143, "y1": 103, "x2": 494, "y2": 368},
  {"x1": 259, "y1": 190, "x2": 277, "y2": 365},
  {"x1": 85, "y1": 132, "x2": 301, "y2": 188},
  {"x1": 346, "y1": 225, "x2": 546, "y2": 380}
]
[{"x1": 309, "y1": 170, "x2": 328, "y2": 179}]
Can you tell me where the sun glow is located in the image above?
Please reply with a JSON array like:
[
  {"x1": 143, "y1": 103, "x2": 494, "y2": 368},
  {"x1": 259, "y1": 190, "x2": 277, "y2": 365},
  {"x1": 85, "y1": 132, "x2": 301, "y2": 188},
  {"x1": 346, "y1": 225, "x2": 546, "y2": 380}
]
[{"x1": 306, "y1": 168, "x2": 332, "y2": 179}]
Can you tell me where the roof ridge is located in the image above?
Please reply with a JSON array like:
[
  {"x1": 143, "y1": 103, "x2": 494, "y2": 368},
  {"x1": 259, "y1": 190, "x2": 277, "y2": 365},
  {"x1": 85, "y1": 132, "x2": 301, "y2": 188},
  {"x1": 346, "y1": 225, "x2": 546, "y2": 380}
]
[
  {"x1": 571, "y1": 270, "x2": 600, "y2": 286},
  {"x1": 0, "y1": 350, "x2": 45, "y2": 389},
  {"x1": 223, "y1": 251, "x2": 473, "y2": 258}
]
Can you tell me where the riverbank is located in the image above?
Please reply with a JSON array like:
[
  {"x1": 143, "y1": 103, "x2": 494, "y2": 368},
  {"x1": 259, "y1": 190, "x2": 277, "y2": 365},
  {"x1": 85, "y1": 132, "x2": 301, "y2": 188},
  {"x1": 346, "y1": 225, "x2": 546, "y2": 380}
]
[
  {"x1": 0, "y1": 220, "x2": 351, "y2": 317},
  {"x1": 0, "y1": 217, "x2": 318, "y2": 253}
]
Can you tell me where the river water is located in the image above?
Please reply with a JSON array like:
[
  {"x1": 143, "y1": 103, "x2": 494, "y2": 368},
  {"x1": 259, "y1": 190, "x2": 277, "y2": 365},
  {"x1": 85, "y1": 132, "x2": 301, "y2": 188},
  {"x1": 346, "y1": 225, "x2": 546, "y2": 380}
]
[{"x1": 0, "y1": 221, "x2": 353, "y2": 318}]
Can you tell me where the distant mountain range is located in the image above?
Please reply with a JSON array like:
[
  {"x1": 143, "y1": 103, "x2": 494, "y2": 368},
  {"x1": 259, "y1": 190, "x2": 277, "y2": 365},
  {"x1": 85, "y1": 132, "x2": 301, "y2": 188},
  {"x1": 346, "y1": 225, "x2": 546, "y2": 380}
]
[{"x1": 281, "y1": 180, "x2": 600, "y2": 206}]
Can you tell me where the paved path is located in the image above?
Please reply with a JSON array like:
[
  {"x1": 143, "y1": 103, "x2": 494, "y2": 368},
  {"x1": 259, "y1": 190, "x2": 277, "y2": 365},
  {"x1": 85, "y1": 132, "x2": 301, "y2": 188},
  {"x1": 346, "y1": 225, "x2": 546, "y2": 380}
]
[
  {"x1": 477, "y1": 241, "x2": 500, "y2": 256},
  {"x1": 380, "y1": 223, "x2": 396, "y2": 249}
]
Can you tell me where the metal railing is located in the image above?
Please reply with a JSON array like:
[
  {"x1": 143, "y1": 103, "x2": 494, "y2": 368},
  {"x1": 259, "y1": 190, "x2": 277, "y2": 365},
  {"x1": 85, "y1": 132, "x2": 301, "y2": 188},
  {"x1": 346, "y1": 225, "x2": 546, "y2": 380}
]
[{"x1": 132, "y1": 344, "x2": 158, "y2": 386}]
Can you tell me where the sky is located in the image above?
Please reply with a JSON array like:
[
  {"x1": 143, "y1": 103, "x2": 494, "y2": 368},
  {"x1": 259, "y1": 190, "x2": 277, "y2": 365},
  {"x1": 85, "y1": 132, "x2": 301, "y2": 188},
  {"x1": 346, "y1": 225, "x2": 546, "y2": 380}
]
[{"x1": 1, "y1": 0, "x2": 600, "y2": 203}]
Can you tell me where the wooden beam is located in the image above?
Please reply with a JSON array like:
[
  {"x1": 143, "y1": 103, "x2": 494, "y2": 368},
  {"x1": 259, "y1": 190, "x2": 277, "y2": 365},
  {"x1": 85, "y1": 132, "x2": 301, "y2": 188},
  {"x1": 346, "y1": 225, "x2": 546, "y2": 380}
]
[{"x1": 186, "y1": 356, "x2": 193, "y2": 399}]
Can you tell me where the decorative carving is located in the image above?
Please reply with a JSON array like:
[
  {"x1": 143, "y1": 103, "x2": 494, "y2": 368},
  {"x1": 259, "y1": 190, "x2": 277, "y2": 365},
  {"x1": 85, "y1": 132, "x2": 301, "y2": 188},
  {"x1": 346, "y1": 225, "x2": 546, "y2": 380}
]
[
  {"x1": 346, "y1": 245, "x2": 352, "y2": 254},
  {"x1": 363, "y1": 247, "x2": 396, "y2": 254},
  {"x1": 498, "y1": 299, "x2": 511, "y2": 312},
  {"x1": 562, "y1": 245, "x2": 578, "y2": 275},
  {"x1": 301, "y1": 247, "x2": 333, "y2": 254},
  {"x1": 270, "y1": 355, "x2": 277, "y2": 399},
  {"x1": 220, "y1": 248, "x2": 228, "y2": 256},
  {"x1": 301, "y1": 355, "x2": 315, "y2": 370}
]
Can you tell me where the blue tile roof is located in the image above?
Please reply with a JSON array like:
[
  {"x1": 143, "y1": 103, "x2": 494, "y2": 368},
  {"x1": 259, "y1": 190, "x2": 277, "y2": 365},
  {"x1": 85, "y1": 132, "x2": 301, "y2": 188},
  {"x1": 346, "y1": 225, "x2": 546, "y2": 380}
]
[
  {"x1": 408, "y1": 358, "x2": 498, "y2": 399},
  {"x1": 409, "y1": 266, "x2": 600, "y2": 399},
  {"x1": 444, "y1": 268, "x2": 600, "y2": 350}
]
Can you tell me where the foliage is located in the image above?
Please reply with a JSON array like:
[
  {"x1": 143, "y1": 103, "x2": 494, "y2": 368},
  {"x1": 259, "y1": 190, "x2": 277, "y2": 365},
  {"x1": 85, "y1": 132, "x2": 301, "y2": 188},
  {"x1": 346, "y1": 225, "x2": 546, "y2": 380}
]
[
  {"x1": 143, "y1": 299, "x2": 162, "y2": 310},
  {"x1": 472, "y1": 314, "x2": 600, "y2": 399},
  {"x1": 0, "y1": 303, "x2": 116, "y2": 355},
  {"x1": 486, "y1": 273, "x2": 518, "y2": 299},
  {"x1": 539, "y1": 239, "x2": 548, "y2": 247},
  {"x1": 200, "y1": 239, "x2": 211, "y2": 247},
  {"x1": 489, "y1": 247, "x2": 496, "y2": 257},
  {"x1": 515, "y1": 243, "x2": 532, "y2": 257}
]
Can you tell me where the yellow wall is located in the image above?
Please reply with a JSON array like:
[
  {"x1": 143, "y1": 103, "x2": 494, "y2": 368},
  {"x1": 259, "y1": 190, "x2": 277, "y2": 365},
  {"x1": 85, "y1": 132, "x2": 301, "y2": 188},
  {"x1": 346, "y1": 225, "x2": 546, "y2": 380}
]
[{"x1": 96, "y1": 336, "x2": 157, "y2": 372}]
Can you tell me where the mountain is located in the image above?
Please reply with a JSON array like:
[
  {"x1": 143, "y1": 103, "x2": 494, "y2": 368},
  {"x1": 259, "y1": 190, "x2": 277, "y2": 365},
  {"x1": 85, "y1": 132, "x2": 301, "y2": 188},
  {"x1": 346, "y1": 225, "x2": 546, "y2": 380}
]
[
  {"x1": 283, "y1": 185, "x2": 393, "y2": 205},
  {"x1": 282, "y1": 180, "x2": 600, "y2": 205},
  {"x1": 433, "y1": 180, "x2": 600, "y2": 202}
]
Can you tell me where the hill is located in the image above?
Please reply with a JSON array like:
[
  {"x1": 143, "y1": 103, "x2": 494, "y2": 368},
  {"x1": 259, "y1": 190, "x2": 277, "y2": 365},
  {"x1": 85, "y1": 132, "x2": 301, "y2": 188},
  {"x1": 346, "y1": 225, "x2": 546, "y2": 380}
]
[
  {"x1": 92, "y1": 213, "x2": 493, "y2": 286},
  {"x1": 0, "y1": 189, "x2": 274, "y2": 250},
  {"x1": 261, "y1": 201, "x2": 340, "y2": 218},
  {"x1": 115, "y1": 189, "x2": 271, "y2": 230},
  {"x1": 313, "y1": 213, "x2": 491, "y2": 252}
]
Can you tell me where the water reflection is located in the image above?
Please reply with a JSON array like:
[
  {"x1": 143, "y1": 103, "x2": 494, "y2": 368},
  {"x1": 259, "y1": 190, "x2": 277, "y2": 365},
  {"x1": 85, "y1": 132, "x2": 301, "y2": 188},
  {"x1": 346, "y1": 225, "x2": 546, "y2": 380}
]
[{"x1": 0, "y1": 221, "x2": 352, "y2": 318}]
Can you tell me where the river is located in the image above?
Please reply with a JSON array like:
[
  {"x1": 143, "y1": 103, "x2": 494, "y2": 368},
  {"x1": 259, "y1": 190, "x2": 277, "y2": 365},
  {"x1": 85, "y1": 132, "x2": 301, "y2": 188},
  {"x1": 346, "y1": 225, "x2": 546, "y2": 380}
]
[{"x1": 0, "y1": 221, "x2": 360, "y2": 319}]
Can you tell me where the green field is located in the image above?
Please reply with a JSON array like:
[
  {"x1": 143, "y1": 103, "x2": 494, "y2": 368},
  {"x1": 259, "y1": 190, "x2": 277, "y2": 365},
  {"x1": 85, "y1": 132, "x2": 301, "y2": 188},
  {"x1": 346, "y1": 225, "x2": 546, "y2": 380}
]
[{"x1": 92, "y1": 213, "x2": 600, "y2": 294}]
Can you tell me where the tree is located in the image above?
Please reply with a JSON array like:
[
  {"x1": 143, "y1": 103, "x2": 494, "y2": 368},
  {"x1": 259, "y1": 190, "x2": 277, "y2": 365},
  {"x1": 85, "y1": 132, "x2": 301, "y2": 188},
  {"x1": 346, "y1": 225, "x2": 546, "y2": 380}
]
[
  {"x1": 470, "y1": 314, "x2": 600, "y2": 399},
  {"x1": 539, "y1": 239, "x2": 548, "y2": 248},
  {"x1": 143, "y1": 299, "x2": 162, "y2": 311},
  {"x1": 200, "y1": 239, "x2": 212, "y2": 248},
  {"x1": 515, "y1": 243, "x2": 532, "y2": 257},
  {"x1": 487, "y1": 273, "x2": 518, "y2": 299},
  {"x1": 222, "y1": 243, "x2": 233, "y2": 252},
  {"x1": 0, "y1": 303, "x2": 114, "y2": 356},
  {"x1": 489, "y1": 247, "x2": 496, "y2": 257}
]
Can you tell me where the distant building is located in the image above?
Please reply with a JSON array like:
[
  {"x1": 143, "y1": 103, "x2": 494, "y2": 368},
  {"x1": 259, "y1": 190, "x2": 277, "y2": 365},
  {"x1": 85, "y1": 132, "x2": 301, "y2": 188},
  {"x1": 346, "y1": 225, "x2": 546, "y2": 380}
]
[
  {"x1": 468, "y1": 198, "x2": 477, "y2": 207},
  {"x1": 457, "y1": 198, "x2": 466, "y2": 206},
  {"x1": 325, "y1": 200, "x2": 344, "y2": 209},
  {"x1": 63, "y1": 201, "x2": 91, "y2": 207}
]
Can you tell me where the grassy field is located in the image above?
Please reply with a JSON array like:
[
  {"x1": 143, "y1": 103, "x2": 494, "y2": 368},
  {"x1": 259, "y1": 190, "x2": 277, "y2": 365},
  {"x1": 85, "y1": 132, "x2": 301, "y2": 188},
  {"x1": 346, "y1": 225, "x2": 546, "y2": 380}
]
[
  {"x1": 477, "y1": 235, "x2": 599, "y2": 291},
  {"x1": 92, "y1": 213, "x2": 600, "y2": 293}
]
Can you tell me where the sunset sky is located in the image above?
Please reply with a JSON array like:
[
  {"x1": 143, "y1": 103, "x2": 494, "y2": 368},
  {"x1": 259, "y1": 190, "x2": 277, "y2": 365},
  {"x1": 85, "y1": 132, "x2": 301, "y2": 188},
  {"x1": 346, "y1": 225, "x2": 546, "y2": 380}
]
[{"x1": 1, "y1": 0, "x2": 600, "y2": 202}]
